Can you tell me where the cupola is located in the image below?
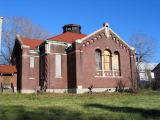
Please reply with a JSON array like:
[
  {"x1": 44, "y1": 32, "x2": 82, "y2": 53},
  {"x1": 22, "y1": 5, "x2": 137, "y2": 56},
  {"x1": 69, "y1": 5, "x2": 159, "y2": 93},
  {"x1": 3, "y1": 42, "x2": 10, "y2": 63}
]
[{"x1": 62, "y1": 24, "x2": 81, "y2": 34}]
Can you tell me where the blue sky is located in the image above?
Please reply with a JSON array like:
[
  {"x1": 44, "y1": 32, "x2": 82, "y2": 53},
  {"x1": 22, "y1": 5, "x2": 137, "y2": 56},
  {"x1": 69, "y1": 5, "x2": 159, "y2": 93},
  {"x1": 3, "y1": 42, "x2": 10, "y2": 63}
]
[{"x1": 0, "y1": 0, "x2": 160, "y2": 62}]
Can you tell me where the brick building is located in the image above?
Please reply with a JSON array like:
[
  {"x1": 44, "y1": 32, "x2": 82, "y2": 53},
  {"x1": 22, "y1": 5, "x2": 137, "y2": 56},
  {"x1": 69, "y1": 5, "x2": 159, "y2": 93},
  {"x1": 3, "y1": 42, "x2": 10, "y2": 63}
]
[
  {"x1": 0, "y1": 65, "x2": 17, "y2": 92},
  {"x1": 152, "y1": 63, "x2": 160, "y2": 89},
  {"x1": 11, "y1": 23, "x2": 137, "y2": 93}
]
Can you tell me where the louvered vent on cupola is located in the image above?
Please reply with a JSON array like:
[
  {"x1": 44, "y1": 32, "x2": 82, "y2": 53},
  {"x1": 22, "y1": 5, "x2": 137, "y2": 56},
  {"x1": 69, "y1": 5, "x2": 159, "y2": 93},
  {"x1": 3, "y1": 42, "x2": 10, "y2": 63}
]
[{"x1": 62, "y1": 24, "x2": 81, "y2": 34}]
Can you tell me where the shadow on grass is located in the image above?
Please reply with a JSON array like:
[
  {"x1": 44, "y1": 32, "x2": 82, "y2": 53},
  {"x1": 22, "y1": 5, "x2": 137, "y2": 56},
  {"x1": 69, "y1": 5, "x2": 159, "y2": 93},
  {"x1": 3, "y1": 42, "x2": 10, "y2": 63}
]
[
  {"x1": 84, "y1": 103, "x2": 160, "y2": 119},
  {"x1": 1, "y1": 104, "x2": 160, "y2": 120},
  {"x1": 0, "y1": 105, "x2": 108, "y2": 120},
  {"x1": 0, "y1": 105, "x2": 79, "y2": 120}
]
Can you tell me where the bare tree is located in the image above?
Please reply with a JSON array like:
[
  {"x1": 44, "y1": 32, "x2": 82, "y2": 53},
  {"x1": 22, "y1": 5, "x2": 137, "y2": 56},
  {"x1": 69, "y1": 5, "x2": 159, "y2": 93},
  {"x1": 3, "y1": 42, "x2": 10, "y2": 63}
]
[
  {"x1": 130, "y1": 33, "x2": 155, "y2": 63},
  {"x1": 0, "y1": 16, "x2": 50, "y2": 64},
  {"x1": 129, "y1": 33, "x2": 156, "y2": 89}
]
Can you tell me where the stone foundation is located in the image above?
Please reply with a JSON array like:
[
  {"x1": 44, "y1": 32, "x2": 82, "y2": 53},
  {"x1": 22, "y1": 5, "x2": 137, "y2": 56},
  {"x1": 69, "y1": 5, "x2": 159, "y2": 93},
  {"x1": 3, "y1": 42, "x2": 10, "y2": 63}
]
[
  {"x1": 46, "y1": 89, "x2": 68, "y2": 93},
  {"x1": 20, "y1": 87, "x2": 130, "y2": 94},
  {"x1": 21, "y1": 89, "x2": 35, "y2": 93},
  {"x1": 76, "y1": 87, "x2": 116, "y2": 94}
]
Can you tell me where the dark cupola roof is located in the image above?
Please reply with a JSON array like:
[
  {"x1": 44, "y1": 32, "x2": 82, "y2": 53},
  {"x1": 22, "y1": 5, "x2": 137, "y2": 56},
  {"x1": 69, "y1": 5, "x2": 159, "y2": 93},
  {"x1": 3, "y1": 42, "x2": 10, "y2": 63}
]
[{"x1": 62, "y1": 24, "x2": 81, "y2": 34}]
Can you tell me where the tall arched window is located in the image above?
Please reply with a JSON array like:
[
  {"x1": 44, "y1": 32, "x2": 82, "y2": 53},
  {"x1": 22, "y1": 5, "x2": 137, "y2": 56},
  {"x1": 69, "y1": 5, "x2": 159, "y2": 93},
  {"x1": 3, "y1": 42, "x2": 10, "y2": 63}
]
[
  {"x1": 95, "y1": 49, "x2": 102, "y2": 70},
  {"x1": 103, "y1": 50, "x2": 112, "y2": 71},
  {"x1": 112, "y1": 51, "x2": 120, "y2": 72}
]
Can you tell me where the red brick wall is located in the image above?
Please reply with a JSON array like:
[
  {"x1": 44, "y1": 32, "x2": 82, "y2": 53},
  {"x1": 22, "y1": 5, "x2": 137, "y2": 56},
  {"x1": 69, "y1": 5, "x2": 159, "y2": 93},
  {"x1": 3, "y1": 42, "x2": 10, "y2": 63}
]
[
  {"x1": 13, "y1": 28, "x2": 137, "y2": 92},
  {"x1": 67, "y1": 50, "x2": 77, "y2": 89},
  {"x1": 153, "y1": 68, "x2": 160, "y2": 89},
  {"x1": 21, "y1": 47, "x2": 39, "y2": 90},
  {"x1": 39, "y1": 42, "x2": 68, "y2": 90},
  {"x1": 0, "y1": 74, "x2": 17, "y2": 89},
  {"x1": 12, "y1": 39, "x2": 40, "y2": 92},
  {"x1": 45, "y1": 43, "x2": 68, "y2": 89},
  {"x1": 12, "y1": 39, "x2": 22, "y2": 91},
  {"x1": 74, "y1": 29, "x2": 135, "y2": 89}
]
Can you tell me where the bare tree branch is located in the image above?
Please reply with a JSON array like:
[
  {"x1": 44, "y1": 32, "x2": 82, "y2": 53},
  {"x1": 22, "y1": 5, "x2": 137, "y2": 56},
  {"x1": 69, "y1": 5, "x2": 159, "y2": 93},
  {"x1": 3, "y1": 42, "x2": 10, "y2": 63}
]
[
  {"x1": 0, "y1": 16, "x2": 50, "y2": 64},
  {"x1": 129, "y1": 33, "x2": 155, "y2": 63},
  {"x1": 129, "y1": 33, "x2": 156, "y2": 89}
]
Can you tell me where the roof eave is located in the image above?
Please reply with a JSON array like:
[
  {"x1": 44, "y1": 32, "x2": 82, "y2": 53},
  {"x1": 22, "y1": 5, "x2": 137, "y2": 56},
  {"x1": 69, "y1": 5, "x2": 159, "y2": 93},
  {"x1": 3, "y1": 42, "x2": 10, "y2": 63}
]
[{"x1": 46, "y1": 39, "x2": 71, "y2": 47}]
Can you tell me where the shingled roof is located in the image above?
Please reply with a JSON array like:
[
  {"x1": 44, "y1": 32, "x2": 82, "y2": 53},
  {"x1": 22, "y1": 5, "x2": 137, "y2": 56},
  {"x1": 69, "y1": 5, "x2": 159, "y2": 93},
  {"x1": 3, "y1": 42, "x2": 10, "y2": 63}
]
[
  {"x1": 20, "y1": 37, "x2": 43, "y2": 49},
  {"x1": 152, "y1": 63, "x2": 160, "y2": 72},
  {"x1": 0, "y1": 65, "x2": 17, "y2": 74},
  {"x1": 18, "y1": 32, "x2": 85, "y2": 48},
  {"x1": 48, "y1": 32, "x2": 86, "y2": 43}
]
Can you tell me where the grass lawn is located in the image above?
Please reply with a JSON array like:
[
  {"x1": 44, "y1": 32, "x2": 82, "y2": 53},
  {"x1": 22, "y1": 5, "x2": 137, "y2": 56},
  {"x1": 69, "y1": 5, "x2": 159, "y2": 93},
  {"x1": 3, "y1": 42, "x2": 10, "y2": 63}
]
[{"x1": 0, "y1": 90, "x2": 160, "y2": 120}]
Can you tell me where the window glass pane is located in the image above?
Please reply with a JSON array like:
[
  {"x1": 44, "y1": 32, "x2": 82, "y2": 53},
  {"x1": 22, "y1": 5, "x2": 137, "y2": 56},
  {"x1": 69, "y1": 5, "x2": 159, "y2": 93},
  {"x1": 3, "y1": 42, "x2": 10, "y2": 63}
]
[
  {"x1": 113, "y1": 53, "x2": 119, "y2": 70},
  {"x1": 95, "y1": 50, "x2": 102, "y2": 70},
  {"x1": 104, "y1": 50, "x2": 110, "y2": 55},
  {"x1": 104, "y1": 55, "x2": 109, "y2": 62},
  {"x1": 104, "y1": 50, "x2": 111, "y2": 70},
  {"x1": 104, "y1": 62, "x2": 110, "y2": 70}
]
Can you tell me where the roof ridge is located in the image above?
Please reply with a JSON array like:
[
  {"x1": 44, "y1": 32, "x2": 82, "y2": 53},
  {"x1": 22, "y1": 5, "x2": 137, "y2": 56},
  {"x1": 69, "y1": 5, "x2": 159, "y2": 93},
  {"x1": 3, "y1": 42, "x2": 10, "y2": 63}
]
[
  {"x1": 47, "y1": 32, "x2": 86, "y2": 43},
  {"x1": 48, "y1": 31, "x2": 86, "y2": 40},
  {"x1": 17, "y1": 36, "x2": 44, "y2": 49},
  {"x1": 0, "y1": 65, "x2": 15, "y2": 66},
  {"x1": 20, "y1": 36, "x2": 43, "y2": 41},
  {"x1": 109, "y1": 28, "x2": 131, "y2": 49},
  {"x1": 0, "y1": 65, "x2": 17, "y2": 73},
  {"x1": 76, "y1": 27, "x2": 105, "y2": 43}
]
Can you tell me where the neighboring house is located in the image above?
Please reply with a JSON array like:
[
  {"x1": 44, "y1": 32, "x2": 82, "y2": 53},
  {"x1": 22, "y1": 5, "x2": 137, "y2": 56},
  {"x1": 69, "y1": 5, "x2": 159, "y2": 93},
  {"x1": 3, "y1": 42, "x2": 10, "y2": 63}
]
[
  {"x1": 11, "y1": 23, "x2": 137, "y2": 93},
  {"x1": 152, "y1": 63, "x2": 160, "y2": 89},
  {"x1": 138, "y1": 63, "x2": 157, "y2": 83},
  {"x1": 0, "y1": 65, "x2": 17, "y2": 92}
]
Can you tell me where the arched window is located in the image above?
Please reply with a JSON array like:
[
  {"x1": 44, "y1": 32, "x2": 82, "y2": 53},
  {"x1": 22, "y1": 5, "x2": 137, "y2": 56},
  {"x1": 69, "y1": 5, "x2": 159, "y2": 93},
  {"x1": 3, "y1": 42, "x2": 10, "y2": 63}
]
[
  {"x1": 112, "y1": 51, "x2": 120, "y2": 71},
  {"x1": 103, "y1": 50, "x2": 112, "y2": 71},
  {"x1": 95, "y1": 49, "x2": 102, "y2": 70}
]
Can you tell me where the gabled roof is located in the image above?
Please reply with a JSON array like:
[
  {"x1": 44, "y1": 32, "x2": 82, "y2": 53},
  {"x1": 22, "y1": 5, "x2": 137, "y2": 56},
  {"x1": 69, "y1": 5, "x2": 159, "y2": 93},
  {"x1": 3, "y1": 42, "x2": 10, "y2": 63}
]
[
  {"x1": 0, "y1": 65, "x2": 17, "y2": 74},
  {"x1": 18, "y1": 36, "x2": 43, "y2": 49},
  {"x1": 109, "y1": 29, "x2": 131, "y2": 49},
  {"x1": 139, "y1": 63, "x2": 157, "y2": 71},
  {"x1": 48, "y1": 32, "x2": 86, "y2": 43},
  {"x1": 152, "y1": 63, "x2": 160, "y2": 72},
  {"x1": 76, "y1": 23, "x2": 131, "y2": 49}
]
